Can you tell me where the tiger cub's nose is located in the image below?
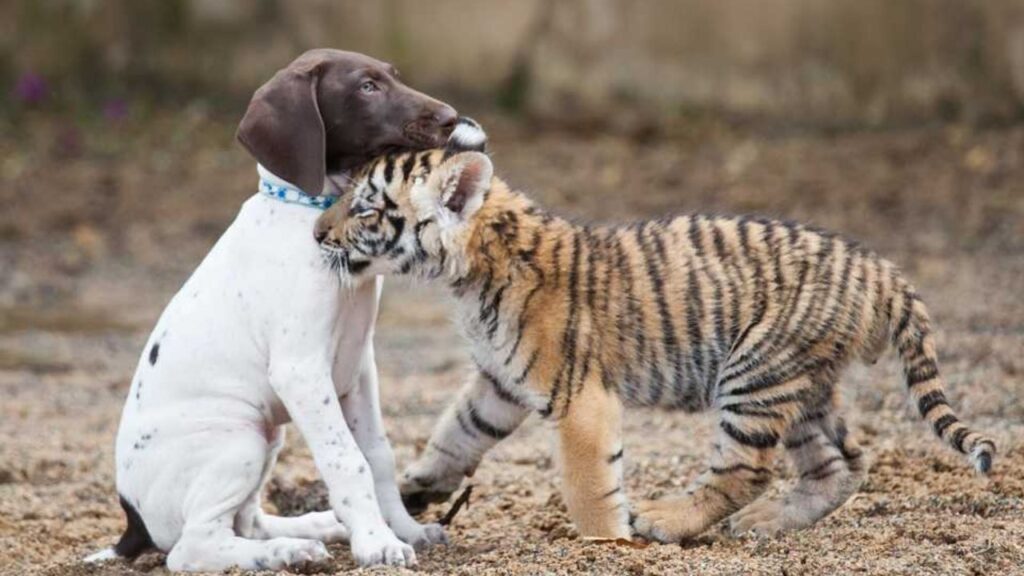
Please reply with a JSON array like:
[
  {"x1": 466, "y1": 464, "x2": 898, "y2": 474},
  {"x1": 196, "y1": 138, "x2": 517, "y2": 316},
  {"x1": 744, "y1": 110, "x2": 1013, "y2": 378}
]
[{"x1": 313, "y1": 222, "x2": 329, "y2": 244}]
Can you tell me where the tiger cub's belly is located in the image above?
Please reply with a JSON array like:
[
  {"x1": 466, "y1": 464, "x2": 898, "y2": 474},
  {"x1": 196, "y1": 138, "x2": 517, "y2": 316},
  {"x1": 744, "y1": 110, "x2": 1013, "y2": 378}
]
[{"x1": 618, "y1": 369, "x2": 716, "y2": 412}]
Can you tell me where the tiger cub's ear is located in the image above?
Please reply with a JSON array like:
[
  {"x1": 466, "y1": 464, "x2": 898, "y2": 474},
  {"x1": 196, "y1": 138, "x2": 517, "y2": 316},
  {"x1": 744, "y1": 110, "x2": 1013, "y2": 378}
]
[{"x1": 437, "y1": 152, "x2": 493, "y2": 219}]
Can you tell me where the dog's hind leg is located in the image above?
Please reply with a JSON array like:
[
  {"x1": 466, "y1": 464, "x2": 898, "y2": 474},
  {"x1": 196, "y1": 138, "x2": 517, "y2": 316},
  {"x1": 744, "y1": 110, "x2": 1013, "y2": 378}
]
[
  {"x1": 165, "y1": 431, "x2": 329, "y2": 572},
  {"x1": 235, "y1": 427, "x2": 350, "y2": 543},
  {"x1": 248, "y1": 511, "x2": 350, "y2": 542}
]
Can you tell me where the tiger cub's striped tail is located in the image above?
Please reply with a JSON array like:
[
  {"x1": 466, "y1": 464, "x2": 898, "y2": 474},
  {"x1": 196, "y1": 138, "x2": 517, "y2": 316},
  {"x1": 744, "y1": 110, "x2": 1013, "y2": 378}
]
[{"x1": 890, "y1": 286, "x2": 996, "y2": 473}]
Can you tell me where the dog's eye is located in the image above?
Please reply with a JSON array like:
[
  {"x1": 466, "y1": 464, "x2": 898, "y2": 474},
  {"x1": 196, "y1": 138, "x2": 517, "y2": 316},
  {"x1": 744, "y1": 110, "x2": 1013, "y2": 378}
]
[{"x1": 360, "y1": 81, "x2": 379, "y2": 94}]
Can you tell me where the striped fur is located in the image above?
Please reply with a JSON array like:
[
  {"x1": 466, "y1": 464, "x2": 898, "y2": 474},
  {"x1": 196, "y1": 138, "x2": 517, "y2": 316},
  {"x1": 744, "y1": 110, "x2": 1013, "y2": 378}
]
[{"x1": 317, "y1": 149, "x2": 996, "y2": 542}]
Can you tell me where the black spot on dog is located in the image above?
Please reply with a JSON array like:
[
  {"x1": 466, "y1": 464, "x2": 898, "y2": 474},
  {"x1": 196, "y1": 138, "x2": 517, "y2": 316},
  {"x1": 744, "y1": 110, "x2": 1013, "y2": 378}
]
[{"x1": 148, "y1": 343, "x2": 160, "y2": 366}]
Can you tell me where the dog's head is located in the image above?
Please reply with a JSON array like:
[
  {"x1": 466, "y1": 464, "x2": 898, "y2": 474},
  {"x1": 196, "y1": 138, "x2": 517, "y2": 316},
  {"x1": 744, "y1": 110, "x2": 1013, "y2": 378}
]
[{"x1": 237, "y1": 49, "x2": 457, "y2": 194}]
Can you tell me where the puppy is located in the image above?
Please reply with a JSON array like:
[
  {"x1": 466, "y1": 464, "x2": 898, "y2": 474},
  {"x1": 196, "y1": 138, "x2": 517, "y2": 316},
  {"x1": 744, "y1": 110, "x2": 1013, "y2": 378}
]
[{"x1": 85, "y1": 49, "x2": 457, "y2": 571}]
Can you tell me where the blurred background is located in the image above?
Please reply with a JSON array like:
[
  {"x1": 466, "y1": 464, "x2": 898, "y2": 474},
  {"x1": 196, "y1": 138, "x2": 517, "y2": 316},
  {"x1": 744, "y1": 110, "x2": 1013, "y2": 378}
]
[
  {"x1": 6, "y1": 0, "x2": 1024, "y2": 126},
  {"x1": 2, "y1": 2, "x2": 1023, "y2": 575}
]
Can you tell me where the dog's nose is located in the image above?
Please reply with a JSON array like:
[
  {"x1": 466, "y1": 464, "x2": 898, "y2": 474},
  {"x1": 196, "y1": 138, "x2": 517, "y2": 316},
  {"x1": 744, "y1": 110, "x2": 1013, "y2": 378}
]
[
  {"x1": 434, "y1": 104, "x2": 458, "y2": 133},
  {"x1": 313, "y1": 227, "x2": 328, "y2": 244}
]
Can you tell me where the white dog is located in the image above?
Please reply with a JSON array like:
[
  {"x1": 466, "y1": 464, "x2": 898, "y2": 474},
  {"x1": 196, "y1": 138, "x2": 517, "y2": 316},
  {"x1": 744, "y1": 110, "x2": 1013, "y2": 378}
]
[{"x1": 85, "y1": 49, "x2": 464, "y2": 571}]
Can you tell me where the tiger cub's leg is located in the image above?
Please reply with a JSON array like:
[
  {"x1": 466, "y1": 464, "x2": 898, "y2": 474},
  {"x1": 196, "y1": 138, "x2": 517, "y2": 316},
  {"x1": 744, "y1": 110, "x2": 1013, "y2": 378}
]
[
  {"x1": 630, "y1": 374, "x2": 821, "y2": 542},
  {"x1": 400, "y1": 370, "x2": 530, "y2": 514},
  {"x1": 731, "y1": 412, "x2": 865, "y2": 536},
  {"x1": 557, "y1": 382, "x2": 630, "y2": 539}
]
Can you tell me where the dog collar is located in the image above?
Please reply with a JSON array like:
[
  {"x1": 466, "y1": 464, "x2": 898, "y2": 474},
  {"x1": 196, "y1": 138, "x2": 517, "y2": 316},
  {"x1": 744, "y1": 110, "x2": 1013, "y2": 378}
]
[{"x1": 257, "y1": 166, "x2": 337, "y2": 211}]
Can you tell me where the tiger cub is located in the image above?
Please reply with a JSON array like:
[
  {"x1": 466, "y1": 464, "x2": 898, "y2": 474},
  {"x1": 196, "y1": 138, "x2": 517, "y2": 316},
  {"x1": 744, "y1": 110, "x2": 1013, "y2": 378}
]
[{"x1": 315, "y1": 145, "x2": 996, "y2": 542}]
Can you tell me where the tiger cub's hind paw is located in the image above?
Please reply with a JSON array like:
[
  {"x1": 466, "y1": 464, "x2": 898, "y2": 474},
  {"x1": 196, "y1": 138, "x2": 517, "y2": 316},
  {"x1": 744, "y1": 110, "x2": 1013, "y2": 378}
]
[{"x1": 728, "y1": 498, "x2": 790, "y2": 537}]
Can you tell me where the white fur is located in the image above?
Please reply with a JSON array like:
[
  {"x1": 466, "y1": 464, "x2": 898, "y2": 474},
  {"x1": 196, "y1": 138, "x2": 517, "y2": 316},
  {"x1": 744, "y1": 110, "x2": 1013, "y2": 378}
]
[
  {"x1": 408, "y1": 153, "x2": 493, "y2": 280},
  {"x1": 449, "y1": 120, "x2": 487, "y2": 149},
  {"x1": 84, "y1": 549, "x2": 118, "y2": 563},
  {"x1": 85, "y1": 166, "x2": 442, "y2": 571}
]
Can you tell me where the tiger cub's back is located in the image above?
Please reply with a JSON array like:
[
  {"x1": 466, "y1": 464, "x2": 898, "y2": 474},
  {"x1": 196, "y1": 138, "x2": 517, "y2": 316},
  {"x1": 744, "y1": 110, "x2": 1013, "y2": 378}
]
[{"x1": 536, "y1": 213, "x2": 898, "y2": 413}]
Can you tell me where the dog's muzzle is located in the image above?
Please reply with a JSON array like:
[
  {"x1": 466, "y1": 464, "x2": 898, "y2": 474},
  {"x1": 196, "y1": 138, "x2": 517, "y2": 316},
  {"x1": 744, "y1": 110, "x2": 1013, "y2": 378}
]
[{"x1": 403, "y1": 119, "x2": 451, "y2": 148}]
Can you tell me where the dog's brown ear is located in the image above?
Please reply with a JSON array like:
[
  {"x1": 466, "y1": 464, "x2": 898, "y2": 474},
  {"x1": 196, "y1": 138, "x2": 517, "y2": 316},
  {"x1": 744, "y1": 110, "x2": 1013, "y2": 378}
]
[{"x1": 236, "y1": 58, "x2": 325, "y2": 195}]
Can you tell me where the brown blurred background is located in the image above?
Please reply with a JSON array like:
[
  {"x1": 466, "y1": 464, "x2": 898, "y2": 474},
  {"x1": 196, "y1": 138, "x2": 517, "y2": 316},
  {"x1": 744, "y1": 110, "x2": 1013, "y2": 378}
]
[
  {"x1": 5, "y1": 0, "x2": 1024, "y2": 127},
  {"x1": 1, "y1": 2, "x2": 1023, "y2": 575}
]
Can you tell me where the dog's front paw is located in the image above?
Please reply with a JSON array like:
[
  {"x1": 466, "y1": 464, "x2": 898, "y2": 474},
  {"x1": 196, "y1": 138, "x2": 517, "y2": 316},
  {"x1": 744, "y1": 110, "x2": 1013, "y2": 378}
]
[
  {"x1": 392, "y1": 519, "x2": 449, "y2": 549},
  {"x1": 351, "y1": 529, "x2": 417, "y2": 567},
  {"x1": 266, "y1": 538, "x2": 331, "y2": 569}
]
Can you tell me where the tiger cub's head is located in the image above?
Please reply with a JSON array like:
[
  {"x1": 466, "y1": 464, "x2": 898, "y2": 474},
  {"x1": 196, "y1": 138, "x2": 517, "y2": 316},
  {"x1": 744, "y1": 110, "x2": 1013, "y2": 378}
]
[{"x1": 316, "y1": 119, "x2": 492, "y2": 285}]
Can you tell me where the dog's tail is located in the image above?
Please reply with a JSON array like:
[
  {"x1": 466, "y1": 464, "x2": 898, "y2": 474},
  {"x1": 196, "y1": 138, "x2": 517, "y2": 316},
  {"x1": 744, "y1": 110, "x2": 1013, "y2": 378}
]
[{"x1": 84, "y1": 496, "x2": 156, "y2": 563}]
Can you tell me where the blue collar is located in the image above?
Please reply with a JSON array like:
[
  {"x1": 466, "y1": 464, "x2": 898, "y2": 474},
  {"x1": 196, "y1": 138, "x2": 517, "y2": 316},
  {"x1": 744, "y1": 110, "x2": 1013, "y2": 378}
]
[{"x1": 257, "y1": 167, "x2": 338, "y2": 211}]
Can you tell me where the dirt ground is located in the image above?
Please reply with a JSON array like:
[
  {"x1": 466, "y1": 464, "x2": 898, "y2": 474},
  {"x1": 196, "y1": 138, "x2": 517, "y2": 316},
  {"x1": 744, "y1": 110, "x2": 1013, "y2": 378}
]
[{"x1": 1, "y1": 113, "x2": 1022, "y2": 575}]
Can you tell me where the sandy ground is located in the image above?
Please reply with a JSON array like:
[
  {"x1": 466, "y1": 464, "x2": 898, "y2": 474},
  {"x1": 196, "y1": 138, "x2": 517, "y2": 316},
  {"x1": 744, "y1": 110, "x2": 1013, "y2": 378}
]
[{"x1": 1, "y1": 114, "x2": 1022, "y2": 575}]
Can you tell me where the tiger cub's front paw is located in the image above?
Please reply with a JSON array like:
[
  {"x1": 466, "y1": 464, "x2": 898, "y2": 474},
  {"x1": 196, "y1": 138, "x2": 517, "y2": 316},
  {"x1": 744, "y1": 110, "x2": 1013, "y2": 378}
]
[
  {"x1": 399, "y1": 460, "x2": 465, "y2": 516},
  {"x1": 631, "y1": 497, "x2": 710, "y2": 543}
]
